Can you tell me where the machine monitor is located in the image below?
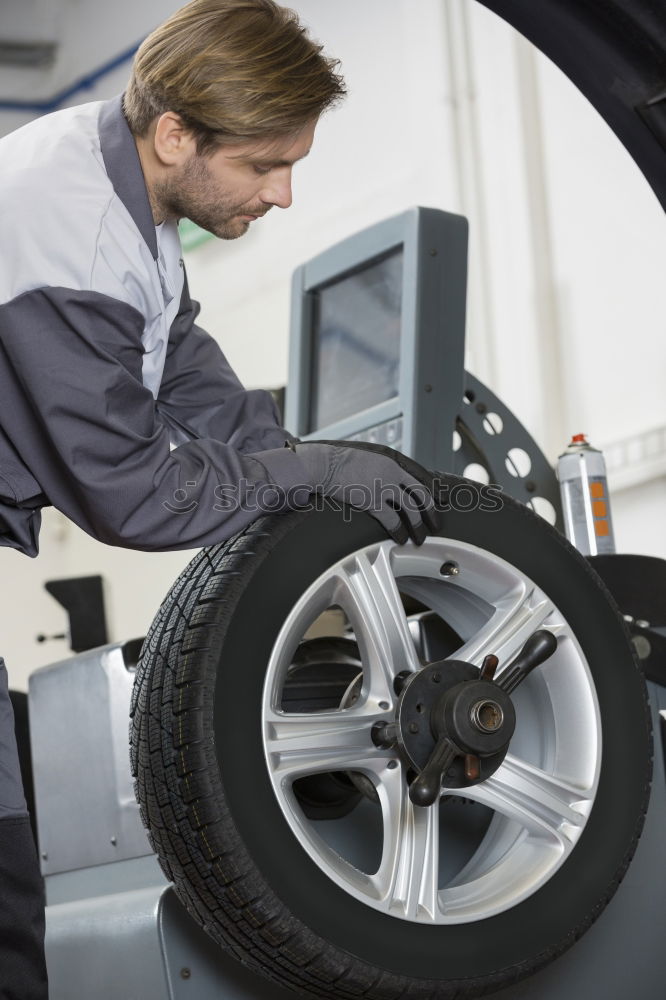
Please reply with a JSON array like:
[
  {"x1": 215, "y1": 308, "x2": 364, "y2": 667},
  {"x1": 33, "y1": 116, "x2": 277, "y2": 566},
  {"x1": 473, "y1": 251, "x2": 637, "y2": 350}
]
[{"x1": 285, "y1": 206, "x2": 469, "y2": 473}]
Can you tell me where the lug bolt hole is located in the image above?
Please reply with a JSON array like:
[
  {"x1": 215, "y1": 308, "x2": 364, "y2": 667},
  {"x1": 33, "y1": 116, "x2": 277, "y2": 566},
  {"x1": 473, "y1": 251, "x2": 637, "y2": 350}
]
[
  {"x1": 393, "y1": 670, "x2": 411, "y2": 695},
  {"x1": 416, "y1": 702, "x2": 425, "y2": 713}
]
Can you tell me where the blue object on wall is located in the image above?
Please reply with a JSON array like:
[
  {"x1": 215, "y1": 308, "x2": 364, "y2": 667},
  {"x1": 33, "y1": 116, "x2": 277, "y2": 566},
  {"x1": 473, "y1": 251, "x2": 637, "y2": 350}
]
[{"x1": 0, "y1": 42, "x2": 141, "y2": 114}]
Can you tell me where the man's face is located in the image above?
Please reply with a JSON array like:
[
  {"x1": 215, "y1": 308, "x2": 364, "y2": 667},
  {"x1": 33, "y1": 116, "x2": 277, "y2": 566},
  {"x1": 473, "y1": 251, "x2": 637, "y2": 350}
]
[{"x1": 156, "y1": 120, "x2": 317, "y2": 239}]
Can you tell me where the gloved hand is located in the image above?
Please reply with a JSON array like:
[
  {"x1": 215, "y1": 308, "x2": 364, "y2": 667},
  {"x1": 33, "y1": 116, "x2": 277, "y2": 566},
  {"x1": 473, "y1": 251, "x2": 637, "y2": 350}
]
[{"x1": 290, "y1": 441, "x2": 438, "y2": 545}]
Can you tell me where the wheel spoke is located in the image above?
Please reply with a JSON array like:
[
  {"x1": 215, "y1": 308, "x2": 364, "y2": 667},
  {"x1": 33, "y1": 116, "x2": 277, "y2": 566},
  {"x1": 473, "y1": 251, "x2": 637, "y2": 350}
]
[
  {"x1": 454, "y1": 583, "x2": 560, "y2": 674},
  {"x1": 334, "y1": 546, "x2": 421, "y2": 702},
  {"x1": 457, "y1": 753, "x2": 593, "y2": 846},
  {"x1": 372, "y1": 765, "x2": 440, "y2": 921},
  {"x1": 264, "y1": 706, "x2": 386, "y2": 781}
]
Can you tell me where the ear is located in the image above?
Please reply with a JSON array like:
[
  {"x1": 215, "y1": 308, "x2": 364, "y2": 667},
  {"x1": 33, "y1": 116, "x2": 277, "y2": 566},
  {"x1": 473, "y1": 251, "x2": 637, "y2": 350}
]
[{"x1": 153, "y1": 112, "x2": 197, "y2": 166}]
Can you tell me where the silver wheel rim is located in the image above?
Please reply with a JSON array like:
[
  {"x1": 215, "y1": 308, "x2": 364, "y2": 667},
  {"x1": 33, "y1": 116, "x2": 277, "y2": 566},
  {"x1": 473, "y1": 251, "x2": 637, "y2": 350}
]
[{"x1": 262, "y1": 538, "x2": 601, "y2": 924}]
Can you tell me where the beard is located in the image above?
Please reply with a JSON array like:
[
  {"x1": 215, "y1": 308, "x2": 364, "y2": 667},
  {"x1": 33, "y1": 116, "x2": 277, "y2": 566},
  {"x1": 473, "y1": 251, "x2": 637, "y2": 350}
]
[{"x1": 152, "y1": 154, "x2": 267, "y2": 240}]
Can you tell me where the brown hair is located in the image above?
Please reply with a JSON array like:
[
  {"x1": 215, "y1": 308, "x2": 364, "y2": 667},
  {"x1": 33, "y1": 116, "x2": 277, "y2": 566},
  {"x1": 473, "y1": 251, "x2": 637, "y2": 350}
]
[{"x1": 123, "y1": 0, "x2": 345, "y2": 153}]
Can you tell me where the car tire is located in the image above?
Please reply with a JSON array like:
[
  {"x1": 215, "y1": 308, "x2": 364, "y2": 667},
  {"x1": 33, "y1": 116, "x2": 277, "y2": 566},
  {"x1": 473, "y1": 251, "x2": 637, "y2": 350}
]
[{"x1": 130, "y1": 477, "x2": 651, "y2": 999}]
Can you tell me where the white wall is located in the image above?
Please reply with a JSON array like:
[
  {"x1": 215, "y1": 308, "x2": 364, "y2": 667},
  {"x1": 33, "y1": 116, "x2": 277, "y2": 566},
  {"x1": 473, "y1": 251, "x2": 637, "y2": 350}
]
[
  {"x1": 458, "y1": 1, "x2": 666, "y2": 552},
  {"x1": 0, "y1": 0, "x2": 664, "y2": 689}
]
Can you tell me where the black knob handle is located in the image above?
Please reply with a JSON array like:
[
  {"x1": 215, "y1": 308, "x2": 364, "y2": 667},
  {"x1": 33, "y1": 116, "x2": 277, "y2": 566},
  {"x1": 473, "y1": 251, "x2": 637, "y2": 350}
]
[
  {"x1": 498, "y1": 630, "x2": 558, "y2": 694},
  {"x1": 409, "y1": 736, "x2": 459, "y2": 807}
]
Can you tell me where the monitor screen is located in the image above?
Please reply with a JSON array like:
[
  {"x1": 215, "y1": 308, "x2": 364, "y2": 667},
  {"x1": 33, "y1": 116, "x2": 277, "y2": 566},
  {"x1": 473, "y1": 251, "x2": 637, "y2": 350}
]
[{"x1": 307, "y1": 248, "x2": 403, "y2": 432}]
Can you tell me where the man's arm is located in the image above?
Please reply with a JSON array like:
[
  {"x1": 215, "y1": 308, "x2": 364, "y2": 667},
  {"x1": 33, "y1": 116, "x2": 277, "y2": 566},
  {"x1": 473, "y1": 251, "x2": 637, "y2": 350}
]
[
  {"x1": 0, "y1": 286, "x2": 309, "y2": 551},
  {"x1": 0, "y1": 284, "x2": 436, "y2": 552},
  {"x1": 156, "y1": 276, "x2": 297, "y2": 454}
]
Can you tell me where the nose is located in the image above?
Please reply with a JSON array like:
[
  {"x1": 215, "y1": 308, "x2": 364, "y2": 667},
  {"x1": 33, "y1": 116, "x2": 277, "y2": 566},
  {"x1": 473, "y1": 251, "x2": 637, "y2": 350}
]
[{"x1": 261, "y1": 167, "x2": 293, "y2": 210}]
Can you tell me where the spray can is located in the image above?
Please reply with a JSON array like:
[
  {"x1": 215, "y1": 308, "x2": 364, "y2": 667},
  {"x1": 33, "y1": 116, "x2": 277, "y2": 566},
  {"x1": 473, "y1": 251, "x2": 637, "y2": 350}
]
[{"x1": 557, "y1": 434, "x2": 616, "y2": 556}]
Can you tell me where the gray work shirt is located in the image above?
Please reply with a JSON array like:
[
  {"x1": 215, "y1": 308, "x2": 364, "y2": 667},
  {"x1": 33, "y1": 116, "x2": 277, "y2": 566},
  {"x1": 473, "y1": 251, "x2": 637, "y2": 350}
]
[{"x1": 0, "y1": 95, "x2": 308, "y2": 555}]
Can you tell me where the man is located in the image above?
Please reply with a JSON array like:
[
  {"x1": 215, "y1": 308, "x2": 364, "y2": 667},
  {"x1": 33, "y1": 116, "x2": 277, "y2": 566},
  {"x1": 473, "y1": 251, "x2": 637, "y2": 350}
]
[{"x1": 0, "y1": 2, "x2": 435, "y2": 996}]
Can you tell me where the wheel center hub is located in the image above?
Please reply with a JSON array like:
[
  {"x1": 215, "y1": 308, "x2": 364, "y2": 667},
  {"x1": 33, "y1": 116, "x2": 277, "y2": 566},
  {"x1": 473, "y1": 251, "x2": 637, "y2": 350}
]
[
  {"x1": 395, "y1": 659, "x2": 516, "y2": 788},
  {"x1": 371, "y1": 630, "x2": 558, "y2": 800}
]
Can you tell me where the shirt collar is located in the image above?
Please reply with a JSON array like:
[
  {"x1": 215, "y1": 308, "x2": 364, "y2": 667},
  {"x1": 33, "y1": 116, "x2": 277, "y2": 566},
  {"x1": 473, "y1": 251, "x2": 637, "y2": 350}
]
[{"x1": 98, "y1": 94, "x2": 158, "y2": 261}]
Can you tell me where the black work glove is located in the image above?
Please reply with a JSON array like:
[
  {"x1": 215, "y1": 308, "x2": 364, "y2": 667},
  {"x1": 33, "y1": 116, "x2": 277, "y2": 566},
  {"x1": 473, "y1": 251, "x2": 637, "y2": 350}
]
[{"x1": 290, "y1": 440, "x2": 438, "y2": 545}]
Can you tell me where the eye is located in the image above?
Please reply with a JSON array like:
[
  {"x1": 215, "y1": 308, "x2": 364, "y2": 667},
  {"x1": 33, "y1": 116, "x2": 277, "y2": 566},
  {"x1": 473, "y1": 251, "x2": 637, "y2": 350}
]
[{"x1": 252, "y1": 164, "x2": 271, "y2": 176}]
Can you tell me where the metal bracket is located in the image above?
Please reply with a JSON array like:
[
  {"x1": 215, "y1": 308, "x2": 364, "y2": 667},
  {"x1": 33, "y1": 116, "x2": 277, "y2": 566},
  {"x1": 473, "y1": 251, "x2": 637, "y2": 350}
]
[{"x1": 454, "y1": 371, "x2": 563, "y2": 530}]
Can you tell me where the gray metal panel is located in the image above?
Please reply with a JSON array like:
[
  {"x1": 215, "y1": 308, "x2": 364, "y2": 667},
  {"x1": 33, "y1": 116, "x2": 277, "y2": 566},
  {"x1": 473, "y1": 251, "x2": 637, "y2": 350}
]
[
  {"x1": 285, "y1": 262, "x2": 312, "y2": 438},
  {"x1": 45, "y1": 886, "x2": 169, "y2": 1000},
  {"x1": 45, "y1": 854, "x2": 167, "y2": 906},
  {"x1": 29, "y1": 641, "x2": 153, "y2": 875},
  {"x1": 407, "y1": 207, "x2": 468, "y2": 472},
  {"x1": 45, "y1": 883, "x2": 298, "y2": 1000}
]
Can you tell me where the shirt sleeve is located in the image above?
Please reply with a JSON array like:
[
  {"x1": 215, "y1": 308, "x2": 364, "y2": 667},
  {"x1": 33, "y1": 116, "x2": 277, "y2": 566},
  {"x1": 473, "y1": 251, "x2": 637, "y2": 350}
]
[
  {"x1": 156, "y1": 275, "x2": 298, "y2": 454},
  {"x1": 0, "y1": 285, "x2": 310, "y2": 551}
]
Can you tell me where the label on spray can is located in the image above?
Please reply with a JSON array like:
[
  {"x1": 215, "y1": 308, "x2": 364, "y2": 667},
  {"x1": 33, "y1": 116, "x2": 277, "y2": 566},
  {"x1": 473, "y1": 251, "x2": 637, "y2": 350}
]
[{"x1": 557, "y1": 434, "x2": 616, "y2": 556}]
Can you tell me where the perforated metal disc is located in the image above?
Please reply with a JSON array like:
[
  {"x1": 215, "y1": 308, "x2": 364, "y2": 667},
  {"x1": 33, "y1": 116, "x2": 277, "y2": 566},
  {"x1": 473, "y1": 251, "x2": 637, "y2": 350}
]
[{"x1": 452, "y1": 371, "x2": 563, "y2": 532}]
